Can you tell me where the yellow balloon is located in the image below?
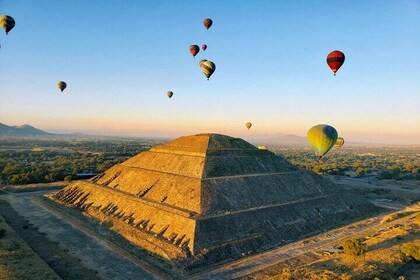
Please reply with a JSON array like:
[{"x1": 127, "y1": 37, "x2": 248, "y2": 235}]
[
  {"x1": 307, "y1": 124, "x2": 338, "y2": 158},
  {"x1": 335, "y1": 137, "x2": 344, "y2": 148},
  {"x1": 199, "y1": 60, "x2": 216, "y2": 80},
  {"x1": 246, "y1": 122, "x2": 252, "y2": 130}
]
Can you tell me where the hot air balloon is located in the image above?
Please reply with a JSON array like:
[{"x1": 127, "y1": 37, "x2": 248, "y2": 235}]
[
  {"x1": 258, "y1": 145, "x2": 267, "y2": 150},
  {"x1": 326, "y1": 50, "x2": 345, "y2": 76},
  {"x1": 201, "y1": 44, "x2": 207, "y2": 51},
  {"x1": 189, "y1": 45, "x2": 199, "y2": 57},
  {"x1": 203, "y1": 18, "x2": 213, "y2": 30},
  {"x1": 335, "y1": 137, "x2": 344, "y2": 148},
  {"x1": 199, "y1": 60, "x2": 215, "y2": 80},
  {"x1": 246, "y1": 122, "x2": 252, "y2": 130},
  {"x1": 167, "y1": 91, "x2": 173, "y2": 98},
  {"x1": 307, "y1": 124, "x2": 338, "y2": 158},
  {"x1": 57, "y1": 81, "x2": 67, "y2": 92},
  {"x1": 0, "y1": 15, "x2": 15, "y2": 35}
]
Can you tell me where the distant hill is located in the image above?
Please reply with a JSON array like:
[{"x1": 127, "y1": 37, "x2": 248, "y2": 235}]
[
  {"x1": 0, "y1": 123, "x2": 52, "y2": 136},
  {"x1": 246, "y1": 133, "x2": 307, "y2": 146}
]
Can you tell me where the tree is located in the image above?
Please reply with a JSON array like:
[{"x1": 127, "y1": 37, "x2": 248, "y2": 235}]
[
  {"x1": 343, "y1": 238, "x2": 367, "y2": 256},
  {"x1": 401, "y1": 241, "x2": 420, "y2": 261}
]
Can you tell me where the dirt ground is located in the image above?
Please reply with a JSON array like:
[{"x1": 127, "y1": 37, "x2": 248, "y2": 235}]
[
  {"x1": 0, "y1": 192, "x2": 159, "y2": 280},
  {"x1": 0, "y1": 199, "x2": 99, "y2": 280},
  {"x1": 237, "y1": 203, "x2": 420, "y2": 280},
  {"x1": 0, "y1": 214, "x2": 60, "y2": 280}
]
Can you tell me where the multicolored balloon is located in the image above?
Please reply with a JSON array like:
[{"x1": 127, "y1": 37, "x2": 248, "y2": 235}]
[
  {"x1": 0, "y1": 15, "x2": 15, "y2": 35},
  {"x1": 167, "y1": 91, "x2": 173, "y2": 98},
  {"x1": 203, "y1": 18, "x2": 213, "y2": 30},
  {"x1": 326, "y1": 50, "x2": 345, "y2": 76},
  {"x1": 201, "y1": 44, "x2": 207, "y2": 51},
  {"x1": 189, "y1": 45, "x2": 199, "y2": 57},
  {"x1": 199, "y1": 59, "x2": 216, "y2": 80},
  {"x1": 335, "y1": 137, "x2": 345, "y2": 148},
  {"x1": 307, "y1": 124, "x2": 338, "y2": 158},
  {"x1": 246, "y1": 122, "x2": 252, "y2": 130},
  {"x1": 57, "y1": 81, "x2": 67, "y2": 92}
]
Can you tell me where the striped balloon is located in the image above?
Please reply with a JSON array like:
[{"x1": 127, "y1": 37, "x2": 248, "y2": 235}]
[
  {"x1": 199, "y1": 60, "x2": 216, "y2": 80},
  {"x1": 307, "y1": 124, "x2": 338, "y2": 158},
  {"x1": 326, "y1": 50, "x2": 345, "y2": 76}
]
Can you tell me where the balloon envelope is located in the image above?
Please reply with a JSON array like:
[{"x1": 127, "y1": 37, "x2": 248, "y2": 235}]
[
  {"x1": 335, "y1": 137, "x2": 345, "y2": 148},
  {"x1": 201, "y1": 44, "x2": 207, "y2": 51},
  {"x1": 0, "y1": 15, "x2": 15, "y2": 35},
  {"x1": 167, "y1": 91, "x2": 173, "y2": 98},
  {"x1": 246, "y1": 122, "x2": 252, "y2": 130},
  {"x1": 327, "y1": 50, "x2": 345, "y2": 75},
  {"x1": 199, "y1": 60, "x2": 215, "y2": 80},
  {"x1": 189, "y1": 45, "x2": 199, "y2": 57},
  {"x1": 203, "y1": 18, "x2": 213, "y2": 29},
  {"x1": 57, "y1": 81, "x2": 67, "y2": 92},
  {"x1": 307, "y1": 124, "x2": 338, "y2": 158}
]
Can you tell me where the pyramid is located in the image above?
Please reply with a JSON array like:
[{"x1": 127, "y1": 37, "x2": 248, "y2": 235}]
[{"x1": 52, "y1": 133, "x2": 378, "y2": 265}]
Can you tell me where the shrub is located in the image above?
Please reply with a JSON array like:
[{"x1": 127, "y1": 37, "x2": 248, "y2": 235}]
[
  {"x1": 64, "y1": 175, "x2": 72, "y2": 182},
  {"x1": 343, "y1": 238, "x2": 367, "y2": 256},
  {"x1": 401, "y1": 241, "x2": 420, "y2": 261}
]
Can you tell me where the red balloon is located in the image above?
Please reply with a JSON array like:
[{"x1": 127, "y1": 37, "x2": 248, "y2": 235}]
[
  {"x1": 201, "y1": 44, "x2": 207, "y2": 51},
  {"x1": 189, "y1": 45, "x2": 199, "y2": 57},
  {"x1": 203, "y1": 18, "x2": 213, "y2": 29},
  {"x1": 326, "y1": 50, "x2": 345, "y2": 76}
]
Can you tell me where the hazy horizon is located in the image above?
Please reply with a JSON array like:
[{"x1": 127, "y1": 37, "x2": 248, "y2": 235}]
[
  {"x1": 2, "y1": 121, "x2": 420, "y2": 146},
  {"x1": 1, "y1": 1, "x2": 419, "y2": 145}
]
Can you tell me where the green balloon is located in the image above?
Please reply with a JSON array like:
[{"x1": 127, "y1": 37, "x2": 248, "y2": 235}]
[{"x1": 307, "y1": 124, "x2": 338, "y2": 158}]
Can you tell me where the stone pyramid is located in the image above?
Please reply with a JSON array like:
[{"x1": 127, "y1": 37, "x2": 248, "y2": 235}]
[{"x1": 52, "y1": 133, "x2": 377, "y2": 265}]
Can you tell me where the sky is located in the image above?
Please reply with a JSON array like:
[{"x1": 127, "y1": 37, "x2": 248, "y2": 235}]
[{"x1": 1, "y1": 0, "x2": 419, "y2": 144}]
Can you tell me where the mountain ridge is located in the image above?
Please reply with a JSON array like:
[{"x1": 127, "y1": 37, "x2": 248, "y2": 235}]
[{"x1": 0, "y1": 123, "x2": 52, "y2": 136}]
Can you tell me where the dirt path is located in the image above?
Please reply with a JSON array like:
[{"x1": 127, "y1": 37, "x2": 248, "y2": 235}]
[{"x1": 0, "y1": 192, "x2": 160, "y2": 280}]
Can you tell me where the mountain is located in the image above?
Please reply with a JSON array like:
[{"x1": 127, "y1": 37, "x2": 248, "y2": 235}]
[{"x1": 0, "y1": 123, "x2": 52, "y2": 136}]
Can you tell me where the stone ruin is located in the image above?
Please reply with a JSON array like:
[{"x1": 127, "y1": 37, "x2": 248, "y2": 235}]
[{"x1": 52, "y1": 133, "x2": 378, "y2": 269}]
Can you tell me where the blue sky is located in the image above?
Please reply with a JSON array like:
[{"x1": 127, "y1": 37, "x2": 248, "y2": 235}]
[{"x1": 1, "y1": 0, "x2": 419, "y2": 143}]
